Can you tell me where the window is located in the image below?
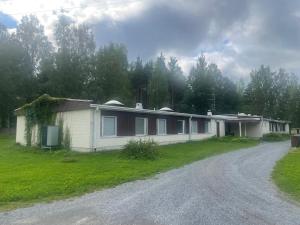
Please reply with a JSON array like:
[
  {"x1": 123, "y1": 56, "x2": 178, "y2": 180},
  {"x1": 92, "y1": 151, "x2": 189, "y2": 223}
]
[
  {"x1": 135, "y1": 117, "x2": 148, "y2": 136},
  {"x1": 102, "y1": 116, "x2": 117, "y2": 137},
  {"x1": 157, "y1": 119, "x2": 167, "y2": 135},
  {"x1": 204, "y1": 121, "x2": 209, "y2": 133},
  {"x1": 191, "y1": 120, "x2": 198, "y2": 133},
  {"x1": 176, "y1": 120, "x2": 185, "y2": 134}
]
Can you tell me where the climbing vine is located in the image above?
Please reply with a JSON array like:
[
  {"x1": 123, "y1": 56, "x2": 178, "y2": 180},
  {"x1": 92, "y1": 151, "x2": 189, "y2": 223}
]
[{"x1": 17, "y1": 94, "x2": 66, "y2": 146}]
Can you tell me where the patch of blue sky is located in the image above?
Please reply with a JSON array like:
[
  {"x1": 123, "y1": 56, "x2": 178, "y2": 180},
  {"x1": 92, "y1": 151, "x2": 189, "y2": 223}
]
[{"x1": 0, "y1": 12, "x2": 17, "y2": 28}]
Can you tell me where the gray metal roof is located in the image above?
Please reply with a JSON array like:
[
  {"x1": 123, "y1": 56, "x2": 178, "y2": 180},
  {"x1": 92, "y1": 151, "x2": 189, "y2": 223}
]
[
  {"x1": 90, "y1": 104, "x2": 211, "y2": 119},
  {"x1": 15, "y1": 95, "x2": 291, "y2": 124}
]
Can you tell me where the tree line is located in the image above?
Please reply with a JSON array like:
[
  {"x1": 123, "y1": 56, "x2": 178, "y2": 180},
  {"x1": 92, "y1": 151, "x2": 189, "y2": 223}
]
[{"x1": 0, "y1": 15, "x2": 299, "y2": 128}]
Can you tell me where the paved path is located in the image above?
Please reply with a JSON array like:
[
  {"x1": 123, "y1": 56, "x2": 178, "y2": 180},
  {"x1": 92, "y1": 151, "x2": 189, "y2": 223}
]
[{"x1": 1, "y1": 141, "x2": 300, "y2": 225}]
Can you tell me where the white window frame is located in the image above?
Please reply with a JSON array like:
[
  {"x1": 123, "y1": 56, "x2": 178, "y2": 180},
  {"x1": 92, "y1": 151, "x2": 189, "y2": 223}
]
[
  {"x1": 135, "y1": 117, "x2": 148, "y2": 136},
  {"x1": 191, "y1": 120, "x2": 198, "y2": 134},
  {"x1": 177, "y1": 120, "x2": 185, "y2": 134},
  {"x1": 101, "y1": 116, "x2": 117, "y2": 137},
  {"x1": 157, "y1": 118, "x2": 167, "y2": 135},
  {"x1": 204, "y1": 120, "x2": 209, "y2": 133}
]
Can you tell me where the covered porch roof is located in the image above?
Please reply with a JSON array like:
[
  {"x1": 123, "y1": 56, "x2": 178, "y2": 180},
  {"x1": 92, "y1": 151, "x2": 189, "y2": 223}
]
[{"x1": 212, "y1": 113, "x2": 262, "y2": 123}]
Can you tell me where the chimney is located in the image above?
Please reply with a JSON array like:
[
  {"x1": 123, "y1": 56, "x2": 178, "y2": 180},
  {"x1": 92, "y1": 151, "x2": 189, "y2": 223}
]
[
  {"x1": 136, "y1": 103, "x2": 143, "y2": 109},
  {"x1": 207, "y1": 110, "x2": 212, "y2": 116}
]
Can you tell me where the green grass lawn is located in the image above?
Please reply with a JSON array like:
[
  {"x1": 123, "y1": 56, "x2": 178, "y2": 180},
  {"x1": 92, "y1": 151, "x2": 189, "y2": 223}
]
[
  {"x1": 262, "y1": 133, "x2": 291, "y2": 142},
  {"x1": 0, "y1": 135, "x2": 258, "y2": 211},
  {"x1": 272, "y1": 147, "x2": 300, "y2": 201}
]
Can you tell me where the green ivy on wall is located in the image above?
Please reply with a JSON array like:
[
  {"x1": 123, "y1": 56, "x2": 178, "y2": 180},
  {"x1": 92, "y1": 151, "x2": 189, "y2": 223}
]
[{"x1": 18, "y1": 94, "x2": 66, "y2": 146}]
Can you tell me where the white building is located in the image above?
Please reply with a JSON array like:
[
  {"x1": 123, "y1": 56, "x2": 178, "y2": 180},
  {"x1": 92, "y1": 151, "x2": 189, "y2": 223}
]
[{"x1": 15, "y1": 97, "x2": 290, "y2": 152}]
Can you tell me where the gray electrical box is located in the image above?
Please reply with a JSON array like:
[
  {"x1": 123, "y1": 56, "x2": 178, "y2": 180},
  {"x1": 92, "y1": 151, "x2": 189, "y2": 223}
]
[{"x1": 41, "y1": 126, "x2": 59, "y2": 148}]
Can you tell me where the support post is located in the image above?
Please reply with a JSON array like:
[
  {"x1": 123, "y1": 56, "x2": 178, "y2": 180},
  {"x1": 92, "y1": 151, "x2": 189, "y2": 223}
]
[
  {"x1": 189, "y1": 116, "x2": 192, "y2": 141},
  {"x1": 239, "y1": 121, "x2": 242, "y2": 137},
  {"x1": 244, "y1": 123, "x2": 247, "y2": 137}
]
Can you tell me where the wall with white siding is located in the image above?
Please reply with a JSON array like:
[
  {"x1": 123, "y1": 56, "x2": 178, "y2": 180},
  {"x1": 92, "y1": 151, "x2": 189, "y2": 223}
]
[
  {"x1": 261, "y1": 121, "x2": 270, "y2": 134},
  {"x1": 245, "y1": 122, "x2": 263, "y2": 138},
  {"x1": 16, "y1": 109, "x2": 92, "y2": 151},
  {"x1": 16, "y1": 115, "x2": 26, "y2": 145},
  {"x1": 16, "y1": 115, "x2": 40, "y2": 146},
  {"x1": 285, "y1": 123, "x2": 290, "y2": 133},
  {"x1": 57, "y1": 109, "x2": 92, "y2": 152},
  {"x1": 210, "y1": 119, "x2": 225, "y2": 137}
]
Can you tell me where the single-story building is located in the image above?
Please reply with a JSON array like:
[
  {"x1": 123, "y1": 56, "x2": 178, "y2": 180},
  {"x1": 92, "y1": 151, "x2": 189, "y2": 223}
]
[
  {"x1": 213, "y1": 113, "x2": 290, "y2": 138},
  {"x1": 291, "y1": 128, "x2": 300, "y2": 135},
  {"x1": 15, "y1": 96, "x2": 290, "y2": 152}
]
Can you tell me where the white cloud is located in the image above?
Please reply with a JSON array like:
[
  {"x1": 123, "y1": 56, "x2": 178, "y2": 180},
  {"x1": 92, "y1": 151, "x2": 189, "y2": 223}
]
[{"x1": 0, "y1": 0, "x2": 147, "y2": 42}]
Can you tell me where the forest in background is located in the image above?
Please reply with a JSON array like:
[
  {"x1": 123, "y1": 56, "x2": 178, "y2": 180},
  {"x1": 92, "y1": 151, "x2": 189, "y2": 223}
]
[{"x1": 0, "y1": 15, "x2": 300, "y2": 128}]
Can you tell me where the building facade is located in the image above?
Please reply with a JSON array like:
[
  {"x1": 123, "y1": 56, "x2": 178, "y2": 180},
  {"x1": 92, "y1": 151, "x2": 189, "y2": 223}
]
[{"x1": 15, "y1": 97, "x2": 290, "y2": 152}]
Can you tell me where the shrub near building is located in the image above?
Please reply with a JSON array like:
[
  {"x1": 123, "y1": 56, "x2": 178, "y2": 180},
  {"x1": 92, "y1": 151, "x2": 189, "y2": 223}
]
[{"x1": 121, "y1": 140, "x2": 159, "y2": 160}]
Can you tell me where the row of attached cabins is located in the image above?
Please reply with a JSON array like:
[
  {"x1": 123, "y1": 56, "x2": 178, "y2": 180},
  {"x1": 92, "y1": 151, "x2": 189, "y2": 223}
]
[{"x1": 15, "y1": 97, "x2": 290, "y2": 152}]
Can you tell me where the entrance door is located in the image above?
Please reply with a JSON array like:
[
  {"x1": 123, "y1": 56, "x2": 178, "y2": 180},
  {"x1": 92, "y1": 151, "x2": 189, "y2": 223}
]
[{"x1": 216, "y1": 122, "x2": 220, "y2": 137}]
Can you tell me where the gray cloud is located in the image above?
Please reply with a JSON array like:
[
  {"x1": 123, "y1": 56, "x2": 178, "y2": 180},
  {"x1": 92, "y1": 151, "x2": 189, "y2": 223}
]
[
  {"x1": 91, "y1": 0, "x2": 300, "y2": 78},
  {"x1": 93, "y1": 0, "x2": 250, "y2": 58}
]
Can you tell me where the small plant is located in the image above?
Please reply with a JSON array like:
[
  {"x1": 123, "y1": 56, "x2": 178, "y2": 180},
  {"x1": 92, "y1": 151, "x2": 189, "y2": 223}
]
[
  {"x1": 121, "y1": 139, "x2": 159, "y2": 160},
  {"x1": 63, "y1": 127, "x2": 71, "y2": 150},
  {"x1": 57, "y1": 116, "x2": 64, "y2": 147},
  {"x1": 262, "y1": 133, "x2": 290, "y2": 142}
]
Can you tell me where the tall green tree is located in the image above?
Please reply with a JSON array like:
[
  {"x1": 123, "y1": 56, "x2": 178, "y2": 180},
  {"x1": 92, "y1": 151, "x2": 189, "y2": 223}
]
[
  {"x1": 183, "y1": 55, "x2": 239, "y2": 114},
  {"x1": 167, "y1": 57, "x2": 186, "y2": 110},
  {"x1": 287, "y1": 76, "x2": 300, "y2": 127},
  {"x1": 243, "y1": 65, "x2": 300, "y2": 126},
  {"x1": 129, "y1": 57, "x2": 150, "y2": 105},
  {"x1": 88, "y1": 43, "x2": 132, "y2": 104},
  {"x1": 148, "y1": 54, "x2": 169, "y2": 109},
  {"x1": 0, "y1": 24, "x2": 32, "y2": 127},
  {"x1": 16, "y1": 15, "x2": 52, "y2": 74},
  {"x1": 242, "y1": 65, "x2": 274, "y2": 116},
  {"x1": 42, "y1": 16, "x2": 95, "y2": 98}
]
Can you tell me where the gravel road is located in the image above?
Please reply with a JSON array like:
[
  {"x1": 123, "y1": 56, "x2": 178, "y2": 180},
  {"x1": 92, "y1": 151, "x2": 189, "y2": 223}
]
[{"x1": 1, "y1": 141, "x2": 300, "y2": 225}]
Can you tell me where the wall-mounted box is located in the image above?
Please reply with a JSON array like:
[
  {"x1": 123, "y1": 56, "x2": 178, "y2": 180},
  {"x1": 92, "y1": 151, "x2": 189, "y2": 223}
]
[{"x1": 41, "y1": 126, "x2": 59, "y2": 148}]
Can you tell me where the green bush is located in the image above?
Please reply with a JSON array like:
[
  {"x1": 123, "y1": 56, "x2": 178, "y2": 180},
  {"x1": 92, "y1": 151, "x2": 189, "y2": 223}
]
[
  {"x1": 262, "y1": 133, "x2": 290, "y2": 142},
  {"x1": 216, "y1": 136, "x2": 255, "y2": 143},
  {"x1": 121, "y1": 139, "x2": 159, "y2": 160}
]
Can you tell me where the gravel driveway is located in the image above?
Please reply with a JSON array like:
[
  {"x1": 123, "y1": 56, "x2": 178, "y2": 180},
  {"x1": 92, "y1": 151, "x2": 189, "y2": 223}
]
[{"x1": 1, "y1": 141, "x2": 300, "y2": 225}]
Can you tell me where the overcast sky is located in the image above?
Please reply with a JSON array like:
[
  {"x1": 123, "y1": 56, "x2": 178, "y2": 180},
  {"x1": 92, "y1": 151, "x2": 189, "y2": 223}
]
[{"x1": 0, "y1": 0, "x2": 299, "y2": 79}]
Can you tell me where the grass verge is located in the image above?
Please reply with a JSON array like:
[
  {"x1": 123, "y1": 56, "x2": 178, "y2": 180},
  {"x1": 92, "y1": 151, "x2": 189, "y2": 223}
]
[
  {"x1": 272, "y1": 147, "x2": 300, "y2": 202},
  {"x1": 0, "y1": 135, "x2": 258, "y2": 211},
  {"x1": 262, "y1": 133, "x2": 290, "y2": 142}
]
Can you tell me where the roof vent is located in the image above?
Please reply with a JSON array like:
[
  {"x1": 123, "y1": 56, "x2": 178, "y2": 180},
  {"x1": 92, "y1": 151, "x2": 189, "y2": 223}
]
[
  {"x1": 136, "y1": 103, "x2": 143, "y2": 110},
  {"x1": 159, "y1": 107, "x2": 173, "y2": 112},
  {"x1": 104, "y1": 100, "x2": 124, "y2": 106},
  {"x1": 207, "y1": 110, "x2": 212, "y2": 116}
]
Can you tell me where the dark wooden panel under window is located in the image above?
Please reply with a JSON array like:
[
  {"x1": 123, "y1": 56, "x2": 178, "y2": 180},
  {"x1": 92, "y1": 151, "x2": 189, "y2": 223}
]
[
  {"x1": 198, "y1": 118, "x2": 209, "y2": 133},
  {"x1": 148, "y1": 115, "x2": 157, "y2": 135},
  {"x1": 185, "y1": 119, "x2": 190, "y2": 134},
  {"x1": 102, "y1": 110, "x2": 190, "y2": 136},
  {"x1": 198, "y1": 119, "x2": 204, "y2": 133}
]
